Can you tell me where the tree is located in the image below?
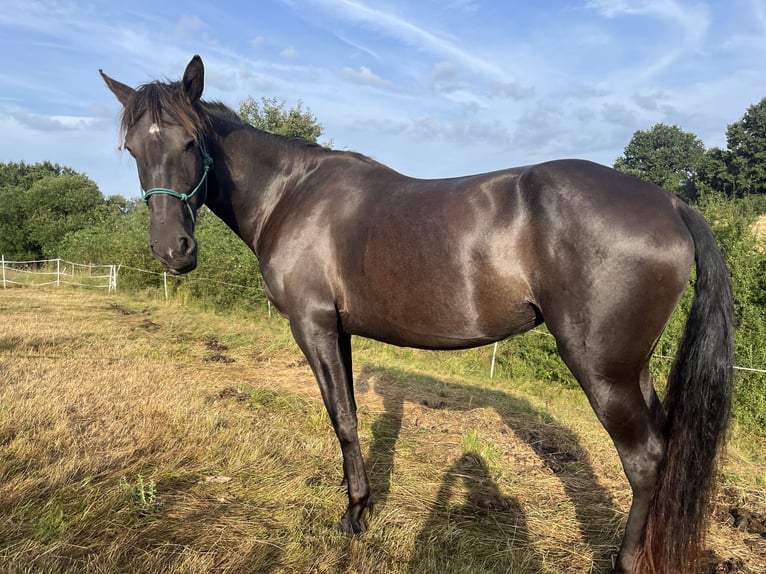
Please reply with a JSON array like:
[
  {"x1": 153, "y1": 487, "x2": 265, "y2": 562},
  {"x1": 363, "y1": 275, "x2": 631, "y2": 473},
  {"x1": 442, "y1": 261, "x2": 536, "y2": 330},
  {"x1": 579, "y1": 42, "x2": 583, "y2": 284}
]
[
  {"x1": 723, "y1": 97, "x2": 766, "y2": 197},
  {"x1": 614, "y1": 123, "x2": 706, "y2": 202},
  {"x1": 696, "y1": 147, "x2": 734, "y2": 197},
  {"x1": 238, "y1": 96, "x2": 324, "y2": 143},
  {"x1": 0, "y1": 161, "x2": 75, "y2": 189},
  {"x1": 0, "y1": 162, "x2": 104, "y2": 259}
]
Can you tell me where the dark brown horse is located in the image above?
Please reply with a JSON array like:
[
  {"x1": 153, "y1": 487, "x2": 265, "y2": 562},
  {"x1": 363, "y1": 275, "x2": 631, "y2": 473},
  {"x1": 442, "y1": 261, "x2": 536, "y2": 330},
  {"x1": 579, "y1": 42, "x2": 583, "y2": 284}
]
[{"x1": 101, "y1": 55, "x2": 734, "y2": 574}]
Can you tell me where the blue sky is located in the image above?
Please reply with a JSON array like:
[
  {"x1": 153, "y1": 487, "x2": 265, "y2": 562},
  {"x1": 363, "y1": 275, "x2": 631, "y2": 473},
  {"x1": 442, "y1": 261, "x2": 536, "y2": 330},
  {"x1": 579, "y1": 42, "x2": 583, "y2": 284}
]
[{"x1": 1, "y1": 0, "x2": 765, "y2": 198}]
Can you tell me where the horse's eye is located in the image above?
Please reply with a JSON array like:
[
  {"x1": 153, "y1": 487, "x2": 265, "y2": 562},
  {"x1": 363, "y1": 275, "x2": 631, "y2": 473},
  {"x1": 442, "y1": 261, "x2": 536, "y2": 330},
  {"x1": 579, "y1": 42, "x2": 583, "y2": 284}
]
[{"x1": 183, "y1": 140, "x2": 196, "y2": 152}]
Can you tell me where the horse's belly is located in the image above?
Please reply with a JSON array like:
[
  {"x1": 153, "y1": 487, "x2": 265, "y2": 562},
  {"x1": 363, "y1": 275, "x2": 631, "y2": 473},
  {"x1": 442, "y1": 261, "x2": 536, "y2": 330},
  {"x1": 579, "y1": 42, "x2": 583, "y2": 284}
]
[{"x1": 341, "y1": 293, "x2": 540, "y2": 350}]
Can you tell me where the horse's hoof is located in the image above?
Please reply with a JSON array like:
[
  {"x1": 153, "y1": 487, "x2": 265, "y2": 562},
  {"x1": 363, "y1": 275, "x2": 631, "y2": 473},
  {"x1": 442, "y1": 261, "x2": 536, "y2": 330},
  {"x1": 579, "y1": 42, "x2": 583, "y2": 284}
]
[
  {"x1": 334, "y1": 515, "x2": 367, "y2": 536},
  {"x1": 334, "y1": 504, "x2": 372, "y2": 536}
]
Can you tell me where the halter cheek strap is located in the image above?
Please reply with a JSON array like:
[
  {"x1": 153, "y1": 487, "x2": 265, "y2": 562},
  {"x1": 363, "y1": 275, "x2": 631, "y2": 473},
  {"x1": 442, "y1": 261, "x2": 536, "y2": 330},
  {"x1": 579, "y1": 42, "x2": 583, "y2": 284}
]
[{"x1": 140, "y1": 138, "x2": 214, "y2": 223}]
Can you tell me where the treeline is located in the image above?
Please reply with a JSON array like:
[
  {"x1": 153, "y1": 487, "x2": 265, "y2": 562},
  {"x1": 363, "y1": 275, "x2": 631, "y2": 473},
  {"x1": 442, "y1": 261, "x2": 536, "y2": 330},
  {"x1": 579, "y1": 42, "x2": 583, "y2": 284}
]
[
  {"x1": 612, "y1": 100, "x2": 766, "y2": 434},
  {"x1": 0, "y1": 97, "x2": 764, "y2": 433},
  {"x1": 614, "y1": 98, "x2": 766, "y2": 202}
]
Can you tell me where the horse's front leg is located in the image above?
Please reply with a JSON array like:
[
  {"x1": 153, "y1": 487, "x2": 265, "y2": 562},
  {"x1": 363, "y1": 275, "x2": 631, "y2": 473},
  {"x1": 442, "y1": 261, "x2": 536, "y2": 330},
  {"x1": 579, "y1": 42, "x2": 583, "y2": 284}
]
[{"x1": 289, "y1": 311, "x2": 371, "y2": 535}]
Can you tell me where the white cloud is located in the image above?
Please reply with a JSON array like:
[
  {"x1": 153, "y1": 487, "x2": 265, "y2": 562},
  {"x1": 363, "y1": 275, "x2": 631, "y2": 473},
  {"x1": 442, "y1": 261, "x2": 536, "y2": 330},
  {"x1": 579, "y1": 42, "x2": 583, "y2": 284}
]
[
  {"x1": 175, "y1": 15, "x2": 207, "y2": 37},
  {"x1": 441, "y1": 0, "x2": 481, "y2": 14},
  {"x1": 428, "y1": 61, "x2": 463, "y2": 92},
  {"x1": 585, "y1": 0, "x2": 710, "y2": 79},
  {"x1": 342, "y1": 66, "x2": 391, "y2": 87},
  {"x1": 490, "y1": 80, "x2": 535, "y2": 100},
  {"x1": 297, "y1": 0, "x2": 512, "y2": 83},
  {"x1": 10, "y1": 112, "x2": 97, "y2": 132}
]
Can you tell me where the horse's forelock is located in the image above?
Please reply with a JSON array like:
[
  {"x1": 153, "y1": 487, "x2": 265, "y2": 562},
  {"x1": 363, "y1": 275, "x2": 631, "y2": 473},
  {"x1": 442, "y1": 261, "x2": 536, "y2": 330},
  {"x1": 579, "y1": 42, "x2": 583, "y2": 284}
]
[{"x1": 119, "y1": 80, "x2": 209, "y2": 142}]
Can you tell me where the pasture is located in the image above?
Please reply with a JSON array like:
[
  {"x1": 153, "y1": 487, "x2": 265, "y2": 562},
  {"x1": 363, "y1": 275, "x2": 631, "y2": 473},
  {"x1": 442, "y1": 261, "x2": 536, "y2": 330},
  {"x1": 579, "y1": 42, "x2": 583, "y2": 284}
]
[{"x1": 1, "y1": 288, "x2": 764, "y2": 573}]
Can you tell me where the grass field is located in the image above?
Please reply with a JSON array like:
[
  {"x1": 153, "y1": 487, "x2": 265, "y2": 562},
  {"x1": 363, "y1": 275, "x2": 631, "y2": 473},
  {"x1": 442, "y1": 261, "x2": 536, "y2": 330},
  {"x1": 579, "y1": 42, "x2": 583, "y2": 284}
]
[{"x1": 1, "y1": 288, "x2": 764, "y2": 573}]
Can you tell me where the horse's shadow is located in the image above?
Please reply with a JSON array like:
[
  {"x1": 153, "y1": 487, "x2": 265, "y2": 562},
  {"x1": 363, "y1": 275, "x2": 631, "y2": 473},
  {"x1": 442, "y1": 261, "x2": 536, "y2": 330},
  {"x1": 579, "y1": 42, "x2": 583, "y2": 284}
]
[
  {"x1": 410, "y1": 451, "x2": 544, "y2": 573},
  {"x1": 354, "y1": 364, "x2": 622, "y2": 573}
]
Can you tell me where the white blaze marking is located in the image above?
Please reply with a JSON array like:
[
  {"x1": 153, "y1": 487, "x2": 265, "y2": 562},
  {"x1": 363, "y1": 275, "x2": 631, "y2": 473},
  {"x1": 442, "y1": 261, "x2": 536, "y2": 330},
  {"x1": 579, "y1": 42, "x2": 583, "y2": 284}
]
[{"x1": 149, "y1": 123, "x2": 161, "y2": 135}]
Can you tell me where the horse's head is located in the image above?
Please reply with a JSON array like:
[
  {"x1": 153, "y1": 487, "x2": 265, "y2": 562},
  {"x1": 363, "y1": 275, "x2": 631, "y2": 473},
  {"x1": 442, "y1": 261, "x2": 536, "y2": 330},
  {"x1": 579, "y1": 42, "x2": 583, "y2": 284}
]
[{"x1": 100, "y1": 56, "x2": 212, "y2": 275}]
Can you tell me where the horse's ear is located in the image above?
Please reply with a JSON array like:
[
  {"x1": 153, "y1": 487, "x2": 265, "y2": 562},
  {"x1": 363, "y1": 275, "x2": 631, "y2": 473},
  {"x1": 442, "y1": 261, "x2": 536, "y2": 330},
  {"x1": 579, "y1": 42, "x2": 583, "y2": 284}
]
[
  {"x1": 100, "y1": 70, "x2": 135, "y2": 107},
  {"x1": 182, "y1": 55, "x2": 204, "y2": 104}
]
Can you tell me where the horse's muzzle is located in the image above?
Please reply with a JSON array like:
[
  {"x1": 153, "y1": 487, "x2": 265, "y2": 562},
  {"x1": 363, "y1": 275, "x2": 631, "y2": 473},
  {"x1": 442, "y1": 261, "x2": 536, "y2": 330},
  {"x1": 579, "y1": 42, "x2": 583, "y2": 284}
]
[{"x1": 151, "y1": 237, "x2": 198, "y2": 275}]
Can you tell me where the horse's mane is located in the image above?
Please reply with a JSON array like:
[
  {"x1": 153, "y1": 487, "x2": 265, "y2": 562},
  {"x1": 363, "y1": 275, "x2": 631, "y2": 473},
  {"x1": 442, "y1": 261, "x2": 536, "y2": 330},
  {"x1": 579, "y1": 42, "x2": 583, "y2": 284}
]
[
  {"x1": 203, "y1": 101, "x2": 243, "y2": 124},
  {"x1": 119, "y1": 79, "x2": 386, "y2": 169},
  {"x1": 202, "y1": 101, "x2": 368, "y2": 162}
]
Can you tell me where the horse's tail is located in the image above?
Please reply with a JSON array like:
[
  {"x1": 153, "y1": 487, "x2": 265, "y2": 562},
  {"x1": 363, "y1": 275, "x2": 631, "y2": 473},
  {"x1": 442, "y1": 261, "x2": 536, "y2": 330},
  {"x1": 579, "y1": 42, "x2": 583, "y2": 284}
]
[{"x1": 638, "y1": 202, "x2": 735, "y2": 573}]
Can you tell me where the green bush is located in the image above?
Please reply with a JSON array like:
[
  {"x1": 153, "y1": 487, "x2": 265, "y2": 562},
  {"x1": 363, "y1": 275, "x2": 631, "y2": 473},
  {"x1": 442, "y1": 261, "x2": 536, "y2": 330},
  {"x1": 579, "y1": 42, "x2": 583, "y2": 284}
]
[
  {"x1": 697, "y1": 194, "x2": 766, "y2": 431},
  {"x1": 170, "y1": 211, "x2": 267, "y2": 311},
  {"x1": 57, "y1": 204, "x2": 165, "y2": 291}
]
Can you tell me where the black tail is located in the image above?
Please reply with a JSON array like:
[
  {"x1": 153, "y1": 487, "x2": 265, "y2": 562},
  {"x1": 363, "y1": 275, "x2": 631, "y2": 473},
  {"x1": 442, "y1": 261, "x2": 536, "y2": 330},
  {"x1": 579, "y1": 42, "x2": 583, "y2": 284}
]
[{"x1": 639, "y1": 203, "x2": 734, "y2": 573}]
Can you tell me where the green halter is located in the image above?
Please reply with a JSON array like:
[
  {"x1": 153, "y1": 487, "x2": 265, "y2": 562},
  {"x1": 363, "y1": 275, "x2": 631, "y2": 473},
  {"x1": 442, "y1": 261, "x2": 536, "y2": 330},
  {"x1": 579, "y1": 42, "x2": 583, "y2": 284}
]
[{"x1": 140, "y1": 138, "x2": 213, "y2": 223}]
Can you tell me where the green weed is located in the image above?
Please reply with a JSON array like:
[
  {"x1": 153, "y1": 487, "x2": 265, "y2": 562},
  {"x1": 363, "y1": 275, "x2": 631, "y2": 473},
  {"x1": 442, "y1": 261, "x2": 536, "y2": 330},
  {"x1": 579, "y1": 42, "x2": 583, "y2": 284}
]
[
  {"x1": 120, "y1": 474, "x2": 159, "y2": 514},
  {"x1": 460, "y1": 429, "x2": 501, "y2": 468},
  {"x1": 36, "y1": 501, "x2": 65, "y2": 543}
]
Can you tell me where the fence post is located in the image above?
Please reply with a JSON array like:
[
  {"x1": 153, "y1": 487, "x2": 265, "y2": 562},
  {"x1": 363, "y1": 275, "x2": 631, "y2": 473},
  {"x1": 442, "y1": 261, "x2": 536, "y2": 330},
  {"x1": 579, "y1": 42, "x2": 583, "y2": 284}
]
[
  {"x1": 56, "y1": 259, "x2": 61, "y2": 287},
  {"x1": 1, "y1": 255, "x2": 5, "y2": 289}
]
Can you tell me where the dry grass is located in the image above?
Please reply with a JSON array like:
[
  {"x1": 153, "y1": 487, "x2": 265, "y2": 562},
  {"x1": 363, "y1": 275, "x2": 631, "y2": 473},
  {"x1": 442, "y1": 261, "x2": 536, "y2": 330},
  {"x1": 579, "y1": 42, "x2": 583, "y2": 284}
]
[
  {"x1": 0, "y1": 288, "x2": 764, "y2": 573},
  {"x1": 754, "y1": 214, "x2": 766, "y2": 241}
]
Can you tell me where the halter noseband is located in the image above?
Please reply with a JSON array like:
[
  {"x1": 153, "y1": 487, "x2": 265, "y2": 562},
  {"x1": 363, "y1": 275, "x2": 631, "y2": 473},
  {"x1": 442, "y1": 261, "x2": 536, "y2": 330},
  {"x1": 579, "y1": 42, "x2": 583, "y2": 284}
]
[{"x1": 140, "y1": 137, "x2": 213, "y2": 223}]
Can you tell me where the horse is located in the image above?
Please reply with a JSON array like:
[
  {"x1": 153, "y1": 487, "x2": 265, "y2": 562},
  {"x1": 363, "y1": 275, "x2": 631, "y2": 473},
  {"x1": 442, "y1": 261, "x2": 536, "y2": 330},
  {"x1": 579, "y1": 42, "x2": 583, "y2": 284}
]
[{"x1": 100, "y1": 55, "x2": 734, "y2": 574}]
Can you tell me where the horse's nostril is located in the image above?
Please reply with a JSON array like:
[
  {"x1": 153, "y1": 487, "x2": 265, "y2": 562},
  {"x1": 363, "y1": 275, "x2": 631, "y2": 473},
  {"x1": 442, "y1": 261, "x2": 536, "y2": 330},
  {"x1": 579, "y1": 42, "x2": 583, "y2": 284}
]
[{"x1": 179, "y1": 236, "x2": 195, "y2": 256}]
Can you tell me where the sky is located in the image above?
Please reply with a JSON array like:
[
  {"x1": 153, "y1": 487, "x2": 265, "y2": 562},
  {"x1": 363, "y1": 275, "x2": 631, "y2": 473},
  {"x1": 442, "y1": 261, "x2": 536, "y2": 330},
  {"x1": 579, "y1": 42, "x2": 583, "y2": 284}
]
[{"x1": 1, "y1": 0, "x2": 766, "y2": 199}]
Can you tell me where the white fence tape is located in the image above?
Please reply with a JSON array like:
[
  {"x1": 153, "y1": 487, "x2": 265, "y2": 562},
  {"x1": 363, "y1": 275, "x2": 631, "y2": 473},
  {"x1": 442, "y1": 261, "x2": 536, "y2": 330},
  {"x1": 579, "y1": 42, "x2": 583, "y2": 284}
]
[{"x1": 4, "y1": 256, "x2": 764, "y2": 376}]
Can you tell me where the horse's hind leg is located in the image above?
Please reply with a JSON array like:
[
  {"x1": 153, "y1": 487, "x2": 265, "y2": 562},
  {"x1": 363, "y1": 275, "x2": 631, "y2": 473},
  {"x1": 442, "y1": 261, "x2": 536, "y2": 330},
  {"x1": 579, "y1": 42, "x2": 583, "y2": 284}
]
[
  {"x1": 552, "y1": 340, "x2": 665, "y2": 573},
  {"x1": 640, "y1": 364, "x2": 665, "y2": 431}
]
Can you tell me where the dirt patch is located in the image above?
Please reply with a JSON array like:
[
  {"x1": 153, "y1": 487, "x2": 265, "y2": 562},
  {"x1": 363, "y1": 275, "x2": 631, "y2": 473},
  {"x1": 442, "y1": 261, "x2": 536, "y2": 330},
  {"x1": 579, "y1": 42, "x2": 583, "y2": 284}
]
[
  {"x1": 138, "y1": 318, "x2": 161, "y2": 331},
  {"x1": 107, "y1": 303, "x2": 136, "y2": 315},
  {"x1": 201, "y1": 336, "x2": 234, "y2": 363},
  {"x1": 420, "y1": 399, "x2": 448, "y2": 409},
  {"x1": 203, "y1": 336, "x2": 228, "y2": 352},
  {"x1": 218, "y1": 386, "x2": 250, "y2": 401},
  {"x1": 704, "y1": 552, "x2": 749, "y2": 573},
  {"x1": 706, "y1": 490, "x2": 766, "y2": 572},
  {"x1": 205, "y1": 353, "x2": 235, "y2": 364},
  {"x1": 730, "y1": 507, "x2": 766, "y2": 536}
]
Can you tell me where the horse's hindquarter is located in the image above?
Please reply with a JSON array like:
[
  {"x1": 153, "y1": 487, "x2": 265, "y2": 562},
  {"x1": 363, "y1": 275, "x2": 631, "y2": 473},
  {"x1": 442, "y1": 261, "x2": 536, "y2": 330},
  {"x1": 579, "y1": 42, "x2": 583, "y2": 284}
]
[
  {"x1": 521, "y1": 160, "x2": 696, "y2": 365},
  {"x1": 334, "y1": 168, "x2": 541, "y2": 348}
]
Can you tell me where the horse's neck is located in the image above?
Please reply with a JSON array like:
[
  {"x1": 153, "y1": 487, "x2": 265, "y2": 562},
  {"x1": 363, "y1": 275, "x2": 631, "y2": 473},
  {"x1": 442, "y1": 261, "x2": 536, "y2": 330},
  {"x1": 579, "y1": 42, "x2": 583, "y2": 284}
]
[{"x1": 205, "y1": 123, "x2": 307, "y2": 256}]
